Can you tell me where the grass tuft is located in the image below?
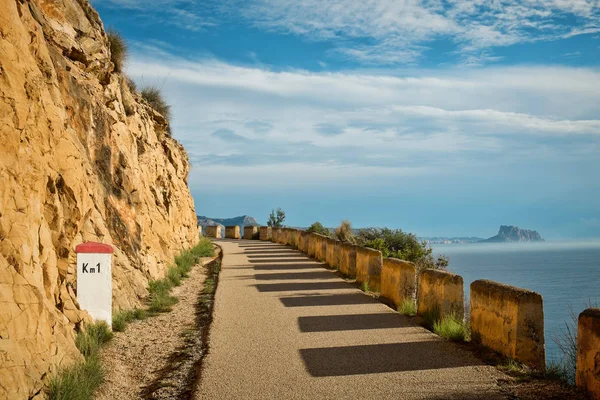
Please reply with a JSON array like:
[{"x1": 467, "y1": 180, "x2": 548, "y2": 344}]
[
  {"x1": 107, "y1": 29, "x2": 127, "y2": 72},
  {"x1": 112, "y1": 308, "x2": 147, "y2": 332},
  {"x1": 47, "y1": 321, "x2": 112, "y2": 399},
  {"x1": 47, "y1": 355, "x2": 104, "y2": 400},
  {"x1": 398, "y1": 298, "x2": 417, "y2": 316},
  {"x1": 141, "y1": 86, "x2": 171, "y2": 122},
  {"x1": 433, "y1": 313, "x2": 468, "y2": 342},
  {"x1": 75, "y1": 321, "x2": 113, "y2": 358},
  {"x1": 360, "y1": 281, "x2": 369, "y2": 292}
]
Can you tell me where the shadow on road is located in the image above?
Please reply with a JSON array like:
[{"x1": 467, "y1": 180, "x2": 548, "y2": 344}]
[
  {"x1": 255, "y1": 282, "x2": 350, "y2": 292},
  {"x1": 298, "y1": 313, "x2": 412, "y2": 332},
  {"x1": 253, "y1": 271, "x2": 337, "y2": 280},
  {"x1": 280, "y1": 293, "x2": 376, "y2": 307},
  {"x1": 299, "y1": 342, "x2": 477, "y2": 377}
]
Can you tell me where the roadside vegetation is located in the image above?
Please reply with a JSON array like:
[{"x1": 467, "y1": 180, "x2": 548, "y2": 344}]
[
  {"x1": 433, "y1": 313, "x2": 469, "y2": 342},
  {"x1": 398, "y1": 298, "x2": 417, "y2": 317},
  {"x1": 46, "y1": 322, "x2": 113, "y2": 400},
  {"x1": 46, "y1": 239, "x2": 215, "y2": 399},
  {"x1": 550, "y1": 299, "x2": 599, "y2": 384}
]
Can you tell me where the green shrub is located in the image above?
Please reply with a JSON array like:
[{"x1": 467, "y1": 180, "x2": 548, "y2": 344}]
[
  {"x1": 47, "y1": 355, "x2": 104, "y2": 400},
  {"x1": 112, "y1": 308, "x2": 147, "y2": 332},
  {"x1": 433, "y1": 314, "x2": 468, "y2": 342},
  {"x1": 307, "y1": 221, "x2": 331, "y2": 236},
  {"x1": 47, "y1": 321, "x2": 112, "y2": 399},
  {"x1": 140, "y1": 86, "x2": 171, "y2": 121},
  {"x1": 168, "y1": 267, "x2": 182, "y2": 286},
  {"x1": 75, "y1": 321, "x2": 113, "y2": 358},
  {"x1": 398, "y1": 298, "x2": 417, "y2": 316},
  {"x1": 107, "y1": 29, "x2": 127, "y2": 73}
]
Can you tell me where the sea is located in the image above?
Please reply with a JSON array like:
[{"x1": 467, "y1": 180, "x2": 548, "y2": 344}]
[{"x1": 431, "y1": 241, "x2": 600, "y2": 363}]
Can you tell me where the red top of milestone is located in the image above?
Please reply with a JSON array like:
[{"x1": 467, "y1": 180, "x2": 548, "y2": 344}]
[{"x1": 75, "y1": 242, "x2": 114, "y2": 254}]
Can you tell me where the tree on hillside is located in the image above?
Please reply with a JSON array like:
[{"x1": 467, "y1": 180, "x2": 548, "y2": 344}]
[
  {"x1": 267, "y1": 208, "x2": 286, "y2": 228},
  {"x1": 306, "y1": 221, "x2": 331, "y2": 236}
]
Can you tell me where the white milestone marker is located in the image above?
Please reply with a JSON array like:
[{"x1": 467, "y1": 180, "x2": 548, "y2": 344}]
[{"x1": 75, "y1": 242, "x2": 114, "y2": 327}]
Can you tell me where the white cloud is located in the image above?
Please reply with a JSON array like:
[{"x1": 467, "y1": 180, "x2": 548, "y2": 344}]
[{"x1": 126, "y1": 53, "x2": 600, "y2": 190}]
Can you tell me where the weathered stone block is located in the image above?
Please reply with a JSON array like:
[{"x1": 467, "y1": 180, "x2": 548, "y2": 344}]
[
  {"x1": 355, "y1": 247, "x2": 383, "y2": 291},
  {"x1": 325, "y1": 239, "x2": 340, "y2": 269},
  {"x1": 299, "y1": 231, "x2": 310, "y2": 253},
  {"x1": 417, "y1": 269, "x2": 464, "y2": 321},
  {"x1": 225, "y1": 226, "x2": 241, "y2": 239},
  {"x1": 243, "y1": 226, "x2": 259, "y2": 240},
  {"x1": 259, "y1": 226, "x2": 271, "y2": 241},
  {"x1": 198, "y1": 226, "x2": 203, "y2": 237},
  {"x1": 314, "y1": 234, "x2": 327, "y2": 262},
  {"x1": 205, "y1": 226, "x2": 221, "y2": 238},
  {"x1": 470, "y1": 280, "x2": 544, "y2": 370},
  {"x1": 339, "y1": 243, "x2": 357, "y2": 278},
  {"x1": 380, "y1": 258, "x2": 416, "y2": 309},
  {"x1": 577, "y1": 308, "x2": 600, "y2": 399},
  {"x1": 271, "y1": 228, "x2": 281, "y2": 243}
]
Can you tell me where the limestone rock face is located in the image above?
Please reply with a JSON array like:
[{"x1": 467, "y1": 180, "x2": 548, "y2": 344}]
[{"x1": 0, "y1": 1, "x2": 198, "y2": 397}]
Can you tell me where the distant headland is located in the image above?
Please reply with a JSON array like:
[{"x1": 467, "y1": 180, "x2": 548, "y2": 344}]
[{"x1": 479, "y1": 225, "x2": 545, "y2": 243}]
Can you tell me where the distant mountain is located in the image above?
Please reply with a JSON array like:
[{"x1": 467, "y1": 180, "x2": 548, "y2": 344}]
[
  {"x1": 420, "y1": 237, "x2": 485, "y2": 244},
  {"x1": 480, "y1": 225, "x2": 544, "y2": 243},
  {"x1": 197, "y1": 215, "x2": 260, "y2": 229}
]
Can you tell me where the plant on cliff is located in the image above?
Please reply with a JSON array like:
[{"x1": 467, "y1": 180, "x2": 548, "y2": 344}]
[
  {"x1": 335, "y1": 219, "x2": 356, "y2": 243},
  {"x1": 107, "y1": 29, "x2": 127, "y2": 73},
  {"x1": 267, "y1": 207, "x2": 286, "y2": 228},
  {"x1": 307, "y1": 221, "x2": 331, "y2": 236},
  {"x1": 141, "y1": 86, "x2": 171, "y2": 122}
]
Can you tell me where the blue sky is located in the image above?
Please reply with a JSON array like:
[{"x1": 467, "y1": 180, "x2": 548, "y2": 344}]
[{"x1": 92, "y1": 0, "x2": 600, "y2": 239}]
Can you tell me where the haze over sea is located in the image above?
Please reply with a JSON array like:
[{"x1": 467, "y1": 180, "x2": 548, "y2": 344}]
[{"x1": 432, "y1": 241, "x2": 600, "y2": 363}]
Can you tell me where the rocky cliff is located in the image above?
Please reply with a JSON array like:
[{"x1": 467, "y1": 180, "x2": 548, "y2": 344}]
[
  {"x1": 0, "y1": 1, "x2": 198, "y2": 397},
  {"x1": 480, "y1": 226, "x2": 544, "y2": 243}
]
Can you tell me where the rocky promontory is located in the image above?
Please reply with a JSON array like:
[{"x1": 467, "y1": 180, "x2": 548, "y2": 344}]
[
  {"x1": 0, "y1": 1, "x2": 198, "y2": 397},
  {"x1": 480, "y1": 226, "x2": 544, "y2": 243}
]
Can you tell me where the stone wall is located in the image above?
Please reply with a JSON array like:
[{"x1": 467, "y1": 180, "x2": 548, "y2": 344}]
[
  {"x1": 339, "y1": 243, "x2": 357, "y2": 278},
  {"x1": 205, "y1": 226, "x2": 221, "y2": 238},
  {"x1": 577, "y1": 308, "x2": 600, "y2": 399},
  {"x1": 259, "y1": 226, "x2": 271, "y2": 241},
  {"x1": 243, "y1": 226, "x2": 258, "y2": 240},
  {"x1": 355, "y1": 247, "x2": 383, "y2": 291},
  {"x1": 380, "y1": 258, "x2": 416, "y2": 309},
  {"x1": 0, "y1": 0, "x2": 199, "y2": 396},
  {"x1": 417, "y1": 269, "x2": 464, "y2": 321},
  {"x1": 225, "y1": 226, "x2": 240, "y2": 239},
  {"x1": 470, "y1": 280, "x2": 545, "y2": 370},
  {"x1": 268, "y1": 229, "x2": 553, "y2": 373}
]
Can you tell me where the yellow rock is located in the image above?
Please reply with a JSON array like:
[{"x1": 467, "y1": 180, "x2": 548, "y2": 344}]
[
  {"x1": 0, "y1": 0, "x2": 198, "y2": 396},
  {"x1": 417, "y1": 269, "x2": 464, "y2": 321}
]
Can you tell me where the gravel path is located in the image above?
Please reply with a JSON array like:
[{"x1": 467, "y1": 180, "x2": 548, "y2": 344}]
[
  {"x1": 96, "y1": 255, "x2": 218, "y2": 400},
  {"x1": 195, "y1": 240, "x2": 511, "y2": 400}
]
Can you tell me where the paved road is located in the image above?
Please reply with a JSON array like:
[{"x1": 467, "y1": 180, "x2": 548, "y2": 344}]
[{"x1": 195, "y1": 240, "x2": 509, "y2": 399}]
